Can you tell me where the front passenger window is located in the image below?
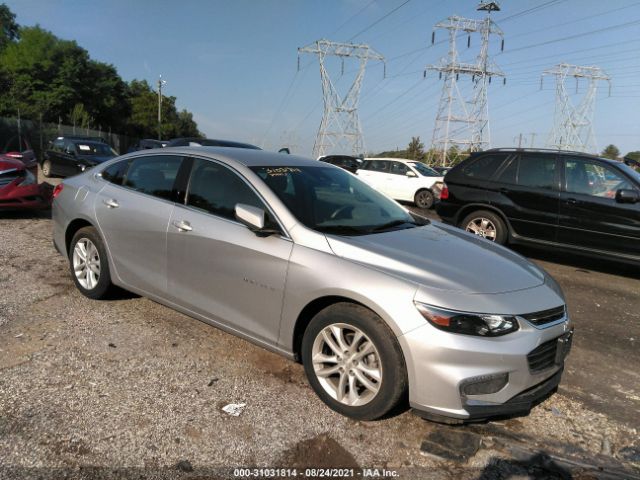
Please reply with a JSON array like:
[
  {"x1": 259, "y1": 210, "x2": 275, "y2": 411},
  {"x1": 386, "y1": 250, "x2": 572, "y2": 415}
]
[{"x1": 186, "y1": 159, "x2": 266, "y2": 222}]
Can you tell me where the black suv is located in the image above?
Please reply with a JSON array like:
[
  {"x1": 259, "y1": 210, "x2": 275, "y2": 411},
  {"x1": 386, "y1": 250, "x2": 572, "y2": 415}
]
[
  {"x1": 437, "y1": 148, "x2": 640, "y2": 263},
  {"x1": 318, "y1": 155, "x2": 363, "y2": 173},
  {"x1": 42, "y1": 136, "x2": 117, "y2": 178}
]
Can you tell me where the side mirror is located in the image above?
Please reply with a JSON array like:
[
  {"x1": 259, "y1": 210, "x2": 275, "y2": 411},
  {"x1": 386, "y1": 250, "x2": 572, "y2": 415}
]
[
  {"x1": 278, "y1": 147, "x2": 291, "y2": 154},
  {"x1": 615, "y1": 189, "x2": 639, "y2": 204},
  {"x1": 235, "y1": 204, "x2": 280, "y2": 236},
  {"x1": 406, "y1": 170, "x2": 417, "y2": 178}
]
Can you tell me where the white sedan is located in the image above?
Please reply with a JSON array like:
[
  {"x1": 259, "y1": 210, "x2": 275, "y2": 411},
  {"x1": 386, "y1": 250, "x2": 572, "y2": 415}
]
[{"x1": 356, "y1": 158, "x2": 444, "y2": 209}]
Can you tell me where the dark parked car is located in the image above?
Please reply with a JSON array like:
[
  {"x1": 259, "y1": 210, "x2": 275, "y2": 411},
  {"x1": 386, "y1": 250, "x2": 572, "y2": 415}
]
[
  {"x1": 0, "y1": 157, "x2": 51, "y2": 210},
  {"x1": 318, "y1": 155, "x2": 363, "y2": 173},
  {"x1": 166, "y1": 137, "x2": 261, "y2": 149},
  {"x1": 128, "y1": 139, "x2": 169, "y2": 152},
  {"x1": 2, "y1": 136, "x2": 37, "y2": 175},
  {"x1": 41, "y1": 137, "x2": 118, "y2": 178},
  {"x1": 437, "y1": 148, "x2": 640, "y2": 263}
]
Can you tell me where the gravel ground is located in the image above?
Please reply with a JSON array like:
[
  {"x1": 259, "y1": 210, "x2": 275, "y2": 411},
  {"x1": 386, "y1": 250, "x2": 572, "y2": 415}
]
[{"x1": 1, "y1": 201, "x2": 639, "y2": 480}]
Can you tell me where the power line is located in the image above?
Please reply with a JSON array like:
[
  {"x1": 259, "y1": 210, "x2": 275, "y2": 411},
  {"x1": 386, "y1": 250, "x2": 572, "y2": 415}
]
[{"x1": 349, "y1": 0, "x2": 413, "y2": 41}]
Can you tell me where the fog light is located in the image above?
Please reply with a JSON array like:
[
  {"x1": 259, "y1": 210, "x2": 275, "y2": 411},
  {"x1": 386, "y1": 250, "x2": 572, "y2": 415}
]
[{"x1": 460, "y1": 373, "x2": 509, "y2": 396}]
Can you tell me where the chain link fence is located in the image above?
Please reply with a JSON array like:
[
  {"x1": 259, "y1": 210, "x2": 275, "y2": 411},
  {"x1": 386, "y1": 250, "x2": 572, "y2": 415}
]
[{"x1": 0, "y1": 116, "x2": 138, "y2": 161}]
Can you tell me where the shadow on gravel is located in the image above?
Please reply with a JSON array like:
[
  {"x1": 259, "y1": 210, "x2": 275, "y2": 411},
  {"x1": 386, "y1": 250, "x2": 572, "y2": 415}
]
[
  {"x1": 511, "y1": 245, "x2": 640, "y2": 280},
  {"x1": 477, "y1": 452, "x2": 573, "y2": 480},
  {"x1": 0, "y1": 208, "x2": 52, "y2": 220}
]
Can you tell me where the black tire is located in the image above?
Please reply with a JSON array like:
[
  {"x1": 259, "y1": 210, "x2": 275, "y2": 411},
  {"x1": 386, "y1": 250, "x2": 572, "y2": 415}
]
[
  {"x1": 301, "y1": 303, "x2": 408, "y2": 420},
  {"x1": 459, "y1": 209, "x2": 508, "y2": 245},
  {"x1": 414, "y1": 189, "x2": 434, "y2": 209},
  {"x1": 69, "y1": 226, "x2": 114, "y2": 299},
  {"x1": 41, "y1": 159, "x2": 52, "y2": 178}
]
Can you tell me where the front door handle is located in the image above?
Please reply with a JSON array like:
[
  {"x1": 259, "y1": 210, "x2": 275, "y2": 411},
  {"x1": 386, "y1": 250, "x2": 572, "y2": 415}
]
[
  {"x1": 566, "y1": 198, "x2": 577, "y2": 205},
  {"x1": 172, "y1": 220, "x2": 192, "y2": 232},
  {"x1": 103, "y1": 199, "x2": 119, "y2": 208}
]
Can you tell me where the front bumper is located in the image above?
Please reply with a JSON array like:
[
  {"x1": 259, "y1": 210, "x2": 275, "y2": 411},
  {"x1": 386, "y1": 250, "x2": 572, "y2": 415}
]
[{"x1": 399, "y1": 311, "x2": 572, "y2": 423}]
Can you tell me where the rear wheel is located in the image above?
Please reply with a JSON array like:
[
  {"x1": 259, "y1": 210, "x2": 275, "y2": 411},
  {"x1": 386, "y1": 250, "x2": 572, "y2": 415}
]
[
  {"x1": 460, "y1": 210, "x2": 507, "y2": 245},
  {"x1": 69, "y1": 226, "x2": 114, "y2": 299},
  {"x1": 41, "y1": 159, "x2": 52, "y2": 178},
  {"x1": 301, "y1": 303, "x2": 407, "y2": 420},
  {"x1": 414, "y1": 189, "x2": 434, "y2": 209}
]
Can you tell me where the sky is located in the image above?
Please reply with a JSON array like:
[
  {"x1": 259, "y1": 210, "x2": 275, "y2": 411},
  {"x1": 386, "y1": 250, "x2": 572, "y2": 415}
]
[{"x1": 6, "y1": 0, "x2": 640, "y2": 156}]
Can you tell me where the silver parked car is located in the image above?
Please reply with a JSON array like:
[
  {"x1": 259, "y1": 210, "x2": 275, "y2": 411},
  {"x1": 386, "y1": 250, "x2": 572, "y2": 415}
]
[{"x1": 52, "y1": 147, "x2": 573, "y2": 422}]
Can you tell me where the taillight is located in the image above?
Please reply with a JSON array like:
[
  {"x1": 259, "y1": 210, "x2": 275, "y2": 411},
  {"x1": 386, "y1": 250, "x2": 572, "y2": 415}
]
[
  {"x1": 6, "y1": 153, "x2": 23, "y2": 159},
  {"x1": 52, "y1": 184, "x2": 64, "y2": 199},
  {"x1": 440, "y1": 183, "x2": 449, "y2": 200}
]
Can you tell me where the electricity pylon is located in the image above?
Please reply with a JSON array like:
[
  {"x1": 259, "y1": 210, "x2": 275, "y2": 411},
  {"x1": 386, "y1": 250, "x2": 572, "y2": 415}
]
[
  {"x1": 542, "y1": 63, "x2": 611, "y2": 153},
  {"x1": 426, "y1": 1, "x2": 504, "y2": 166},
  {"x1": 298, "y1": 39, "x2": 385, "y2": 158}
]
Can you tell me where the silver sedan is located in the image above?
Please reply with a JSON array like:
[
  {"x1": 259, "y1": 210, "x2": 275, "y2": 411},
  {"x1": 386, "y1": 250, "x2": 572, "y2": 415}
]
[{"x1": 52, "y1": 147, "x2": 572, "y2": 422}]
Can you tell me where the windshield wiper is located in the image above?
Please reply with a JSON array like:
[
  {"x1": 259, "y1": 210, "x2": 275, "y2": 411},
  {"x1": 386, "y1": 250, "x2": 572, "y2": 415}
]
[
  {"x1": 369, "y1": 219, "x2": 419, "y2": 233},
  {"x1": 315, "y1": 225, "x2": 369, "y2": 235}
]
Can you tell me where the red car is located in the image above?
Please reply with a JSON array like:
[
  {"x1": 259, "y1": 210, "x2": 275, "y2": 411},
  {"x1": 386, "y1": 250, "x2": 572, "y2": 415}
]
[
  {"x1": 2, "y1": 136, "x2": 38, "y2": 175},
  {"x1": 0, "y1": 157, "x2": 52, "y2": 210}
]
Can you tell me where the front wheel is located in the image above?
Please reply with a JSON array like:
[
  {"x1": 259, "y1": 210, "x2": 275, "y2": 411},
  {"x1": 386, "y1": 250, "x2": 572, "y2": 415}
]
[
  {"x1": 41, "y1": 159, "x2": 52, "y2": 178},
  {"x1": 301, "y1": 303, "x2": 408, "y2": 420},
  {"x1": 414, "y1": 189, "x2": 434, "y2": 209},
  {"x1": 460, "y1": 210, "x2": 507, "y2": 245},
  {"x1": 69, "y1": 226, "x2": 114, "y2": 299}
]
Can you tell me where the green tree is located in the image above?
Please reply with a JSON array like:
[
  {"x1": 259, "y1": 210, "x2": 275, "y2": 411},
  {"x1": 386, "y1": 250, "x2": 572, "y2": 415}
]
[
  {"x1": 601, "y1": 144, "x2": 620, "y2": 160},
  {"x1": 0, "y1": 3, "x2": 19, "y2": 51},
  {"x1": 406, "y1": 136, "x2": 424, "y2": 160},
  {"x1": 624, "y1": 151, "x2": 640, "y2": 162}
]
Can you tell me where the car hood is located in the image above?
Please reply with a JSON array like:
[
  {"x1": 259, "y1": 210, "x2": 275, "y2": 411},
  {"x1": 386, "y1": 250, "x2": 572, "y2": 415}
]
[
  {"x1": 325, "y1": 222, "x2": 545, "y2": 294},
  {"x1": 0, "y1": 156, "x2": 25, "y2": 172}
]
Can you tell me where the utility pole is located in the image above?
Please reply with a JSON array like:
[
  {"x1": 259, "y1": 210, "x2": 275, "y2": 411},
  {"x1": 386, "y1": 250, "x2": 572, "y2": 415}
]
[
  {"x1": 542, "y1": 63, "x2": 610, "y2": 153},
  {"x1": 426, "y1": 1, "x2": 505, "y2": 166},
  {"x1": 157, "y1": 75, "x2": 167, "y2": 141},
  {"x1": 298, "y1": 39, "x2": 385, "y2": 158}
]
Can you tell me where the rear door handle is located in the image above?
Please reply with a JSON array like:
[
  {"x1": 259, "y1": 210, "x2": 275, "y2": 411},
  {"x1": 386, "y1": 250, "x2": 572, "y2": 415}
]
[
  {"x1": 566, "y1": 198, "x2": 577, "y2": 205},
  {"x1": 103, "y1": 199, "x2": 119, "y2": 208},
  {"x1": 172, "y1": 220, "x2": 192, "y2": 232}
]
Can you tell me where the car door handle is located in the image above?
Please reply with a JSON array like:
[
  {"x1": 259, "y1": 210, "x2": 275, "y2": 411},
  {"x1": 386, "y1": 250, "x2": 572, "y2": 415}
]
[
  {"x1": 565, "y1": 198, "x2": 577, "y2": 205},
  {"x1": 499, "y1": 187, "x2": 509, "y2": 193},
  {"x1": 172, "y1": 220, "x2": 192, "y2": 232},
  {"x1": 103, "y1": 199, "x2": 119, "y2": 208}
]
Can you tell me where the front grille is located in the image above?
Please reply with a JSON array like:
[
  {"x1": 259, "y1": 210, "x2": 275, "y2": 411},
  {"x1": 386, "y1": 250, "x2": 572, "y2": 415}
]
[
  {"x1": 521, "y1": 305, "x2": 565, "y2": 327},
  {"x1": 527, "y1": 338, "x2": 559, "y2": 373}
]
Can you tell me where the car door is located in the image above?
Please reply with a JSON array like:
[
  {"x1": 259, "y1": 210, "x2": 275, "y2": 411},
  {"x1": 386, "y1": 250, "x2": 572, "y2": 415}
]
[
  {"x1": 357, "y1": 160, "x2": 391, "y2": 194},
  {"x1": 558, "y1": 156, "x2": 640, "y2": 258},
  {"x1": 166, "y1": 157, "x2": 293, "y2": 344},
  {"x1": 94, "y1": 154, "x2": 184, "y2": 296},
  {"x1": 387, "y1": 161, "x2": 415, "y2": 201},
  {"x1": 491, "y1": 153, "x2": 560, "y2": 241},
  {"x1": 46, "y1": 139, "x2": 65, "y2": 176}
]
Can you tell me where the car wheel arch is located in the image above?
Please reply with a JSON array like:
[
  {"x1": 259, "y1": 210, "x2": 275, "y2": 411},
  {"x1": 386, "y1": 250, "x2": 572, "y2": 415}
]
[
  {"x1": 65, "y1": 218, "x2": 95, "y2": 256},
  {"x1": 291, "y1": 295, "x2": 402, "y2": 363},
  {"x1": 456, "y1": 204, "x2": 513, "y2": 238}
]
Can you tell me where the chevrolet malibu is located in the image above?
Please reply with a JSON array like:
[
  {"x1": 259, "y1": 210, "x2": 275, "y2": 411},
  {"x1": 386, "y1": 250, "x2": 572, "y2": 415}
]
[{"x1": 52, "y1": 147, "x2": 573, "y2": 422}]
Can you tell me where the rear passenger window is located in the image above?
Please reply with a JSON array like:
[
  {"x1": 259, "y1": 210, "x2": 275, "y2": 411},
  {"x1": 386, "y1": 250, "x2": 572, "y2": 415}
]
[
  {"x1": 364, "y1": 160, "x2": 390, "y2": 172},
  {"x1": 518, "y1": 155, "x2": 556, "y2": 190},
  {"x1": 101, "y1": 161, "x2": 129, "y2": 185},
  {"x1": 123, "y1": 155, "x2": 182, "y2": 200},
  {"x1": 461, "y1": 155, "x2": 505, "y2": 180}
]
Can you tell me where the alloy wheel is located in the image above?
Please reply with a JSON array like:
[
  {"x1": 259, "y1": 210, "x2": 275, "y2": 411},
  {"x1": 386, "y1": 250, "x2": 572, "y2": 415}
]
[
  {"x1": 466, "y1": 217, "x2": 497, "y2": 241},
  {"x1": 311, "y1": 323, "x2": 382, "y2": 406},
  {"x1": 72, "y1": 238, "x2": 101, "y2": 290},
  {"x1": 415, "y1": 190, "x2": 433, "y2": 209}
]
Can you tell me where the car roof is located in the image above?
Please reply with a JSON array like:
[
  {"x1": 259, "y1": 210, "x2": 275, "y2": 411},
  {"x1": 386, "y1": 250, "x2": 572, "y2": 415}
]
[
  {"x1": 166, "y1": 137, "x2": 261, "y2": 149},
  {"x1": 364, "y1": 157, "x2": 416, "y2": 163},
  {"x1": 479, "y1": 148, "x2": 621, "y2": 166},
  {"x1": 157, "y1": 146, "x2": 325, "y2": 168}
]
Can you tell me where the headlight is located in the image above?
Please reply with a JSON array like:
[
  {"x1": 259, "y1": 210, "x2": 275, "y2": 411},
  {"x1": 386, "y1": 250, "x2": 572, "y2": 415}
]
[{"x1": 414, "y1": 302, "x2": 519, "y2": 337}]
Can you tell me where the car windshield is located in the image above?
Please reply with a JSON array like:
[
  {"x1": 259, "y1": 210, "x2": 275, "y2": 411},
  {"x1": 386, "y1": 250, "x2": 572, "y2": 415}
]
[
  {"x1": 408, "y1": 162, "x2": 439, "y2": 176},
  {"x1": 75, "y1": 142, "x2": 115, "y2": 156},
  {"x1": 251, "y1": 165, "x2": 423, "y2": 235}
]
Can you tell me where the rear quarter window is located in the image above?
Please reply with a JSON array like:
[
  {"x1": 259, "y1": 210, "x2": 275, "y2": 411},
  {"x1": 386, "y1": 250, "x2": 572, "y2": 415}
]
[{"x1": 459, "y1": 154, "x2": 506, "y2": 180}]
